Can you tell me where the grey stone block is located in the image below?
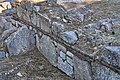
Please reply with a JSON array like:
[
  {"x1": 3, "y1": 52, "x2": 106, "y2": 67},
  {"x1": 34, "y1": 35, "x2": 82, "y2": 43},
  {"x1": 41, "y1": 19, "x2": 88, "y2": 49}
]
[
  {"x1": 38, "y1": 35, "x2": 57, "y2": 66},
  {"x1": 97, "y1": 46, "x2": 120, "y2": 68},
  {"x1": 60, "y1": 31, "x2": 78, "y2": 45},
  {"x1": 6, "y1": 26, "x2": 36, "y2": 55},
  {"x1": 58, "y1": 57, "x2": 73, "y2": 77},
  {"x1": 60, "y1": 51, "x2": 66, "y2": 60},
  {"x1": 91, "y1": 62, "x2": 120, "y2": 80},
  {"x1": 0, "y1": 51, "x2": 5, "y2": 58},
  {"x1": 73, "y1": 56, "x2": 92, "y2": 80},
  {"x1": 57, "y1": 43, "x2": 66, "y2": 53},
  {"x1": 66, "y1": 56, "x2": 73, "y2": 66}
]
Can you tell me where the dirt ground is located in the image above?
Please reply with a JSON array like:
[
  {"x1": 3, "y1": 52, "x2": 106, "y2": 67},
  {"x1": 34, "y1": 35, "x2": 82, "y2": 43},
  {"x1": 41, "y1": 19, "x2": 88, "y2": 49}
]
[
  {"x1": 0, "y1": 48, "x2": 73, "y2": 80},
  {"x1": 86, "y1": 0, "x2": 120, "y2": 24}
]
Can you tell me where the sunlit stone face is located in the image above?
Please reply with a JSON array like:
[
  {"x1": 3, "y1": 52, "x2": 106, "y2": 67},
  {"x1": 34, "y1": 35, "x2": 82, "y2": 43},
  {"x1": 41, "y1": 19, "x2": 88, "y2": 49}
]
[
  {"x1": 57, "y1": 0, "x2": 101, "y2": 4},
  {"x1": 22, "y1": 0, "x2": 47, "y2": 3},
  {"x1": 0, "y1": 2, "x2": 11, "y2": 13}
]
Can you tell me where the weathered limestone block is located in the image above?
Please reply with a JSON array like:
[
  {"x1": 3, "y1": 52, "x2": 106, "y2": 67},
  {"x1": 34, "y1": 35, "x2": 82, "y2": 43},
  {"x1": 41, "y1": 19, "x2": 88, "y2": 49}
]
[
  {"x1": 73, "y1": 56, "x2": 92, "y2": 80},
  {"x1": 30, "y1": 11, "x2": 37, "y2": 25},
  {"x1": 2, "y1": 27, "x2": 17, "y2": 39},
  {"x1": 6, "y1": 26, "x2": 36, "y2": 55},
  {"x1": 39, "y1": 15, "x2": 51, "y2": 32},
  {"x1": 66, "y1": 56, "x2": 73, "y2": 66},
  {"x1": 60, "y1": 31, "x2": 78, "y2": 45},
  {"x1": 91, "y1": 62, "x2": 120, "y2": 80},
  {"x1": 59, "y1": 51, "x2": 66, "y2": 60},
  {"x1": 100, "y1": 46, "x2": 120, "y2": 67},
  {"x1": 4, "y1": 22, "x2": 13, "y2": 30},
  {"x1": 58, "y1": 56, "x2": 73, "y2": 77},
  {"x1": 57, "y1": 43, "x2": 66, "y2": 53},
  {"x1": 36, "y1": 15, "x2": 41, "y2": 27},
  {"x1": 0, "y1": 51, "x2": 5, "y2": 59},
  {"x1": 37, "y1": 35, "x2": 57, "y2": 66}
]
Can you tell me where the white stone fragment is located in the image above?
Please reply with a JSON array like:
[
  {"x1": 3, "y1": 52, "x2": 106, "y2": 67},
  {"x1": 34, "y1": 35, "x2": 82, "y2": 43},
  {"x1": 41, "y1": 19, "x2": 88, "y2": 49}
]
[
  {"x1": 67, "y1": 56, "x2": 73, "y2": 66},
  {"x1": 60, "y1": 51, "x2": 66, "y2": 60},
  {"x1": 17, "y1": 72, "x2": 23, "y2": 77},
  {"x1": 66, "y1": 51, "x2": 74, "y2": 58}
]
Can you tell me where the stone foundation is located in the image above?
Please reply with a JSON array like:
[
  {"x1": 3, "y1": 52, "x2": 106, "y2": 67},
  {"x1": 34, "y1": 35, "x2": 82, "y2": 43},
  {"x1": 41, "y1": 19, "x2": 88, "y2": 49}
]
[{"x1": 0, "y1": 1, "x2": 120, "y2": 80}]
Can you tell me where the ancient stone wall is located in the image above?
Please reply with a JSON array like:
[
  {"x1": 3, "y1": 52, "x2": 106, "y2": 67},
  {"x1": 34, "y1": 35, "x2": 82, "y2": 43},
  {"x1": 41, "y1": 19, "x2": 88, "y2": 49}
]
[{"x1": 0, "y1": 1, "x2": 120, "y2": 80}]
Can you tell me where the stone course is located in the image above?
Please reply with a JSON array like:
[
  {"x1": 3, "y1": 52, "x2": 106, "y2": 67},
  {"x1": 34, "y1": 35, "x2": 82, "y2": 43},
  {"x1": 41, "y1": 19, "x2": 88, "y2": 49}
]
[{"x1": 0, "y1": 1, "x2": 120, "y2": 80}]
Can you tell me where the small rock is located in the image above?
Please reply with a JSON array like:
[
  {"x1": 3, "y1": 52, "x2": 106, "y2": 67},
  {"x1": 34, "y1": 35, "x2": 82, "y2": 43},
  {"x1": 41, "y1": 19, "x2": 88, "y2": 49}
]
[
  {"x1": 60, "y1": 31, "x2": 78, "y2": 45},
  {"x1": 17, "y1": 72, "x2": 22, "y2": 77},
  {"x1": 52, "y1": 22, "x2": 64, "y2": 33},
  {"x1": 105, "y1": 46, "x2": 120, "y2": 54},
  {"x1": 39, "y1": 65, "x2": 44, "y2": 70},
  {"x1": 66, "y1": 51, "x2": 73, "y2": 58},
  {"x1": 4, "y1": 9, "x2": 14, "y2": 16},
  {"x1": 0, "y1": 51, "x2": 6, "y2": 59},
  {"x1": 34, "y1": 6, "x2": 40, "y2": 12}
]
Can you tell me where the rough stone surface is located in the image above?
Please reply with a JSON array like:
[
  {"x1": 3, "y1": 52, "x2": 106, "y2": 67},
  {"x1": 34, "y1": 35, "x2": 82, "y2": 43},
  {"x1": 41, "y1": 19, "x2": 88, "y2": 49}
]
[
  {"x1": 38, "y1": 35, "x2": 57, "y2": 66},
  {"x1": 52, "y1": 22, "x2": 64, "y2": 34},
  {"x1": 66, "y1": 51, "x2": 74, "y2": 58},
  {"x1": 91, "y1": 62, "x2": 120, "y2": 80},
  {"x1": 0, "y1": 51, "x2": 5, "y2": 59},
  {"x1": 73, "y1": 56, "x2": 92, "y2": 80},
  {"x1": 60, "y1": 31, "x2": 78, "y2": 45},
  {"x1": 4, "y1": 22, "x2": 13, "y2": 30},
  {"x1": 66, "y1": 56, "x2": 73, "y2": 66},
  {"x1": 58, "y1": 57, "x2": 73, "y2": 77},
  {"x1": 57, "y1": 43, "x2": 66, "y2": 53},
  {"x1": 59, "y1": 51, "x2": 66, "y2": 60},
  {"x1": 98, "y1": 47, "x2": 120, "y2": 68},
  {"x1": 6, "y1": 26, "x2": 36, "y2": 55},
  {"x1": 2, "y1": 27, "x2": 17, "y2": 39}
]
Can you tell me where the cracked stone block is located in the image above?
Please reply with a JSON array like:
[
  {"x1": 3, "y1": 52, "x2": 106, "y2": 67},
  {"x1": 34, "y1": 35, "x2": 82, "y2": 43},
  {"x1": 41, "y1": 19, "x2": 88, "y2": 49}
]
[
  {"x1": 60, "y1": 31, "x2": 78, "y2": 45},
  {"x1": 40, "y1": 16, "x2": 51, "y2": 32},
  {"x1": 6, "y1": 26, "x2": 36, "y2": 55},
  {"x1": 98, "y1": 46, "x2": 120, "y2": 68},
  {"x1": 38, "y1": 35, "x2": 57, "y2": 66},
  {"x1": 58, "y1": 56, "x2": 73, "y2": 77},
  {"x1": 60, "y1": 51, "x2": 66, "y2": 60},
  {"x1": 30, "y1": 11, "x2": 37, "y2": 25},
  {"x1": 66, "y1": 56, "x2": 73, "y2": 66},
  {"x1": 91, "y1": 62, "x2": 120, "y2": 80},
  {"x1": 73, "y1": 56, "x2": 92, "y2": 80}
]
